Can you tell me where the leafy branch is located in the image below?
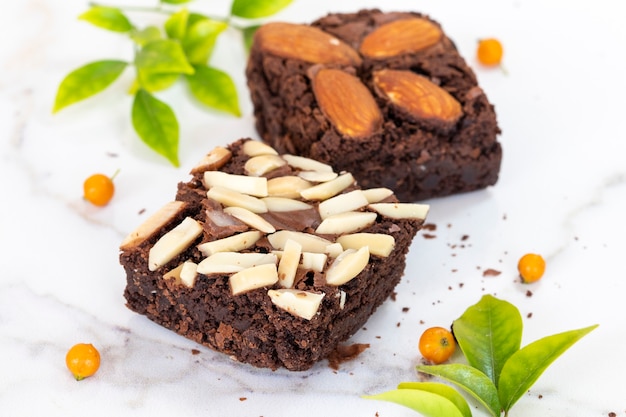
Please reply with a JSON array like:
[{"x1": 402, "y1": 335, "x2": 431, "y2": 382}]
[
  {"x1": 365, "y1": 295, "x2": 597, "y2": 417},
  {"x1": 53, "y1": 0, "x2": 292, "y2": 167}
]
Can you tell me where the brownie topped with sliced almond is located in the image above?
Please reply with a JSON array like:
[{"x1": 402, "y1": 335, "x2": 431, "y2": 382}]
[
  {"x1": 120, "y1": 139, "x2": 428, "y2": 371},
  {"x1": 246, "y1": 9, "x2": 502, "y2": 202}
]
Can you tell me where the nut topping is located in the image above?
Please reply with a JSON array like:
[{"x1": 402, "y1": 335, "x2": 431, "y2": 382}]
[
  {"x1": 315, "y1": 211, "x2": 377, "y2": 235},
  {"x1": 267, "y1": 289, "x2": 325, "y2": 320},
  {"x1": 197, "y1": 252, "x2": 277, "y2": 274},
  {"x1": 223, "y1": 206, "x2": 276, "y2": 233},
  {"x1": 369, "y1": 202, "x2": 430, "y2": 220},
  {"x1": 244, "y1": 154, "x2": 287, "y2": 177},
  {"x1": 230, "y1": 263, "x2": 279, "y2": 295},
  {"x1": 326, "y1": 246, "x2": 370, "y2": 286},
  {"x1": 207, "y1": 186, "x2": 268, "y2": 213},
  {"x1": 268, "y1": 230, "x2": 334, "y2": 254},
  {"x1": 204, "y1": 171, "x2": 268, "y2": 197},
  {"x1": 148, "y1": 217, "x2": 203, "y2": 271},
  {"x1": 312, "y1": 68, "x2": 383, "y2": 138},
  {"x1": 359, "y1": 18, "x2": 442, "y2": 58},
  {"x1": 373, "y1": 69, "x2": 462, "y2": 124},
  {"x1": 242, "y1": 140, "x2": 278, "y2": 156},
  {"x1": 300, "y1": 172, "x2": 355, "y2": 201},
  {"x1": 267, "y1": 176, "x2": 313, "y2": 198},
  {"x1": 190, "y1": 147, "x2": 232, "y2": 174},
  {"x1": 318, "y1": 189, "x2": 369, "y2": 219},
  {"x1": 197, "y1": 230, "x2": 262, "y2": 256},
  {"x1": 120, "y1": 201, "x2": 187, "y2": 250},
  {"x1": 277, "y1": 239, "x2": 302, "y2": 288},
  {"x1": 337, "y1": 233, "x2": 395, "y2": 257},
  {"x1": 255, "y1": 22, "x2": 362, "y2": 66}
]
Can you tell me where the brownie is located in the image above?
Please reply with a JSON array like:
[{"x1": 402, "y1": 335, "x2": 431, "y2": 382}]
[
  {"x1": 120, "y1": 139, "x2": 428, "y2": 371},
  {"x1": 246, "y1": 9, "x2": 502, "y2": 202}
]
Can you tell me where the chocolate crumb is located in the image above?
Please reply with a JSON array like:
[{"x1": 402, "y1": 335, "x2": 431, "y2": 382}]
[
  {"x1": 527, "y1": 312, "x2": 533, "y2": 318},
  {"x1": 526, "y1": 290, "x2": 533, "y2": 297},
  {"x1": 448, "y1": 286, "x2": 453, "y2": 290},
  {"x1": 459, "y1": 283, "x2": 464, "y2": 288},
  {"x1": 390, "y1": 291, "x2": 397, "y2": 301},
  {"x1": 452, "y1": 268, "x2": 458, "y2": 273},
  {"x1": 402, "y1": 307, "x2": 410, "y2": 313},
  {"x1": 608, "y1": 412, "x2": 616, "y2": 417},
  {"x1": 239, "y1": 397, "x2": 247, "y2": 401},
  {"x1": 423, "y1": 223, "x2": 437, "y2": 231},
  {"x1": 396, "y1": 322, "x2": 401, "y2": 327},
  {"x1": 538, "y1": 394, "x2": 543, "y2": 399},
  {"x1": 191, "y1": 349, "x2": 200, "y2": 355},
  {"x1": 327, "y1": 343, "x2": 370, "y2": 370},
  {"x1": 138, "y1": 208, "x2": 146, "y2": 215},
  {"x1": 461, "y1": 235, "x2": 469, "y2": 241},
  {"x1": 483, "y1": 268, "x2": 501, "y2": 277},
  {"x1": 422, "y1": 233, "x2": 436, "y2": 239},
  {"x1": 419, "y1": 320, "x2": 425, "y2": 324}
]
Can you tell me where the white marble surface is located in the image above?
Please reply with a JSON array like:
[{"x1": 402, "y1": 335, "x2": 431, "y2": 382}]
[{"x1": 1, "y1": 0, "x2": 626, "y2": 415}]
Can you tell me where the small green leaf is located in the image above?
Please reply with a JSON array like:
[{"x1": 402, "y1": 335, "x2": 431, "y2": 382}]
[
  {"x1": 419, "y1": 364, "x2": 501, "y2": 417},
  {"x1": 137, "y1": 71, "x2": 180, "y2": 93},
  {"x1": 498, "y1": 324, "x2": 598, "y2": 412},
  {"x1": 161, "y1": 0, "x2": 192, "y2": 4},
  {"x1": 231, "y1": 0, "x2": 292, "y2": 19},
  {"x1": 135, "y1": 39, "x2": 195, "y2": 75},
  {"x1": 453, "y1": 294, "x2": 523, "y2": 386},
  {"x1": 364, "y1": 385, "x2": 467, "y2": 417},
  {"x1": 131, "y1": 26, "x2": 162, "y2": 46},
  {"x1": 78, "y1": 6, "x2": 134, "y2": 33},
  {"x1": 397, "y1": 382, "x2": 472, "y2": 417},
  {"x1": 131, "y1": 89, "x2": 179, "y2": 166},
  {"x1": 182, "y1": 17, "x2": 228, "y2": 65},
  {"x1": 53, "y1": 60, "x2": 128, "y2": 113},
  {"x1": 186, "y1": 65, "x2": 241, "y2": 116},
  {"x1": 164, "y1": 8, "x2": 189, "y2": 40},
  {"x1": 242, "y1": 25, "x2": 260, "y2": 54}
]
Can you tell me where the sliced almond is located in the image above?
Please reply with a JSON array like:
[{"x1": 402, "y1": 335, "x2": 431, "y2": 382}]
[
  {"x1": 337, "y1": 233, "x2": 396, "y2": 257},
  {"x1": 268, "y1": 289, "x2": 325, "y2": 320},
  {"x1": 255, "y1": 22, "x2": 361, "y2": 66},
  {"x1": 163, "y1": 263, "x2": 184, "y2": 284},
  {"x1": 326, "y1": 246, "x2": 370, "y2": 286},
  {"x1": 300, "y1": 252, "x2": 328, "y2": 272},
  {"x1": 277, "y1": 239, "x2": 302, "y2": 288},
  {"x1": 315, "y1": 211, "x2": 377, "y2": 234},
  {"x1": 230, "y1": 263, "x2": 279, "y2": 295},
  {"x1": 312, "y1": 68, "x2": 383, "y2": 138},
  {"x1": 268, "y1": 230, "x2": 333, "y2": 253},
  {"x1": 282, "y1": 154, "x2": 334, "y2": 173},
  {"x1": 362, "y1": 187, "x2": 394, "y2": 203},
  {"x1": 244, "y1": 154, "x2": 287, "y2": 177},
  {"x1": 297, "y1": 170, "x2": 338, "y2": 183},
  {"x1": 180, "y1": 261, "x2": 199, "y2": 287},
  {"x1": 339, "y1": 290, "x2": 347, "y2": 310},
  {"x1": 300, "y1": 172, "x2": 355, "y2": 201},
  {"x1": 242, "y1": 140, "x2": 278, "y2": 156},
  {"x1": 318, "y1": 189, "x2": 369, "y2": 219},
  {"x1": 207, "y1": 186, "x2": 268, "y2": 213},
  {"x1": 359, "y1": 17, "x2": 442, "y2": 58},
  {"x1": 197, "y1": 230, "x2": 263, "y2": 256},
  {"x1": 262, "y1": 197, "x2": 313, "y2": 212},
  {"x1": 120, "y1": 201, "x2": 187, "y2": 250},
  {"x1": 369, "y1": 203, "x2": 430, "y2": 220},
  {"x1": 190, "y1": 146, "x2": 232, "y2": 174},
  {"x1": 148, "y1": 217, "x2": 203, "y2": 271},
  {"x1": 223, "y1": 206, "x2": 276, "y2": 233},
  {"x1": 267, "y1": 176, "x2": 313, "y2": 198},
  {"x1": 373, "y1": 69, "x2": 462, "y2": 124},
  {"x1": 197, "y1": 252, "x2": 277, "y2": 274},
  {"x1": 204, "y1": 171, "x2": 268, "y2": 197},
  {"x1": 325, "y1": 242, "x2": 344, "y2": 258}
]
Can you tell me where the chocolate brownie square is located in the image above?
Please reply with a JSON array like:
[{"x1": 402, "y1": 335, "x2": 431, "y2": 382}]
[
  {"x1": 246, "y1": 9, "x2": 502, "y2": 201},
  {"x1": 120, "y1": 139, "x2": 428, "y2": 371}
]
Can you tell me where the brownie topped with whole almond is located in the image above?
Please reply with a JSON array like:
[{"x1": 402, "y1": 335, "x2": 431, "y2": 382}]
[
  {"x1": 246, "y1": 9, "x2": 502, "y2": 202},
  {"x1": 120, "y1": 139, "x2": 428, "y2": 371}
]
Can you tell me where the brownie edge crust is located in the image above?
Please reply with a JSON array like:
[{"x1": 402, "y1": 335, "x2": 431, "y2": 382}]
[
  {"x1": 246, "y1": 9, "x2": 502, "y2": 202},
  {"x1": 120, "y1": 139, "x2": 428, "y2": 371}
]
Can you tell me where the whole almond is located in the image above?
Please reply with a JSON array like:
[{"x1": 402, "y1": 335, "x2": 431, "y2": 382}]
[
  {"x1": 359, "y1": 18, "x2": 442, "y2": 58},
  {"x1": 373, "y1": 69, "x2": 462, "y2": 124},
  {"x1": 312, "y1": 68, "x2": 383, "y2": 138},
  {"x1": 255, "y1": 22, "x2": 362, "y2": 66}
]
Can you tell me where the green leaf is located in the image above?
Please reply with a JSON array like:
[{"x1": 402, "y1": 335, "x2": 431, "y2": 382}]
[
  {"x1": 53, "y1": 60, "x2": 128, "y2": 113},
  {"x1": 78, "y1": 6, "x2": 133, "y2": 33},
  {"x1": 135, "y1": 39, "x2": 195, "y2": 75},
  {"x1": 131, "y1": 89, "x2": 180, "y2": 166},
  {"x1": 136, "y1": 71, "x2": 180, "y2": 93},
  {"x1": 231, "y1": 0, "x2": 293, "y2": 19},
  {"x1": 419, "y1": 364, "x2": 501, "y2": 417},
  {"x1": 453, "y1": 294, "x2": 523, "y2": 386},
  {"x1": 242, "y1": 25, "x2": 260, "y2": 54},
  {"x1": 397, "y1": 382, "x2": 472, "y2": 417},
  {"x1": 364, "y1": 384, "x2": 467, "y2": 417},
  {"x1": 131, "y1": 26, "x2": 162, "y2": 46},
  {"x1": 161, "y1": 0, "x2": 192, "y2": 4},
  {"x1": 164, "y1": 8, "x2": 189, "y2": 40},
  {"x1": 185, "y1": 65, "x2": 241, "y2": 116},
  {"x1": 182, "y1": 17, "x2": 228, "y2": 65},
  {"x1": 498, "y1": 324, "x2": 598, "y2": 412}
]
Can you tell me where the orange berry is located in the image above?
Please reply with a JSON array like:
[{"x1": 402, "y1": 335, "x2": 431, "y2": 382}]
[
  {"x1": 418, "y1": 326, "x2": 456, "y2": 364},
  {"x1": 518, "y1": 253, "x2": 546, "y2": 283},
  {"x1": 477, "y1": 38, "x2": 504, "y2": 66},
  {"x1": 83, "y1": 171, "x2": 117, "y2": 206},
  {"x1": 66, "y1": 343, "x2": 101, "y2": 381}
]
